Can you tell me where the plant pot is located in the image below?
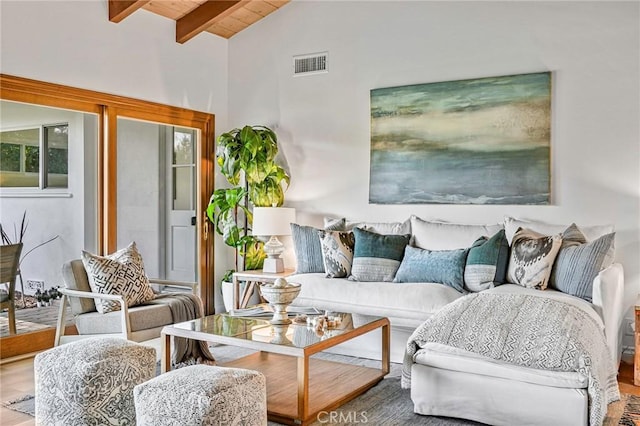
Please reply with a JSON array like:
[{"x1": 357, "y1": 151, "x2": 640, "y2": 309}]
[{"x1": 221, "y1": 281, "x2": 260, "y2": 312}]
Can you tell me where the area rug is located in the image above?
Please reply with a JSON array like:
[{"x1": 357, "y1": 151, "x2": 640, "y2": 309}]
[{"x1": 4, "y1": 344, "x2": 639, "y2": 425}]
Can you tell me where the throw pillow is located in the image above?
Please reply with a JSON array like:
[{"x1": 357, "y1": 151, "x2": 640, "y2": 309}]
[
  {"x1": 349, "y1": 228, "x2": 410, "y2": 282},
  {"x1": 323, "y1": 217, "x2": 347, "y2": 231},
  {"x1": 81, "y1": 242, "x2": 155, "y2": 314},
  {"x1": 317, "y1": 230, "x2": 355, "y2": 278},
  {"x1": 550, "y1": 224, "x2": 616, "y2": 302},
  {"x1": 410, "y1": 216, "x2": 503, "y2": 250},
  {"x1": 394, "y1": 245, "x2": 468, "y2": 292},
  {"x1": 290, "y1": 223, "x2": 325, "y2": 274},
  {"x1": 464, "y1": 229, "x2": 510, "y2": 292},
  {"x1": 506, "y1": 228, "x2": 562, "y2": 290}
]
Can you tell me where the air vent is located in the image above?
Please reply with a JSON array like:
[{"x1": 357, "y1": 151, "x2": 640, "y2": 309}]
[{"x1": 293, "y1": 52, "x2": 328, "y2": 76}]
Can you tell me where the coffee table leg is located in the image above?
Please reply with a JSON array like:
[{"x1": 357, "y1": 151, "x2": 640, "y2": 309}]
[
  {"x1": 161, "y1": 332, "x2": 171, "y2": 373},
  {"x1": 382, "y1": 322, "x2": 390, "y2": 375},
  {"x1": 297, "y1": 356, "x2": 309, "y2": 422}
]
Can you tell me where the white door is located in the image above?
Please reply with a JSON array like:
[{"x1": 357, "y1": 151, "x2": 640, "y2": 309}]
[{"x1": 166, "y1": 127, "x2": 197, "y2": 282}]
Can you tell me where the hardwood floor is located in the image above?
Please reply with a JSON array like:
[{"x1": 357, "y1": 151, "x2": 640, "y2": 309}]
[{"x1": 1, "y1": 355, "x2": 639, "y2": 426}]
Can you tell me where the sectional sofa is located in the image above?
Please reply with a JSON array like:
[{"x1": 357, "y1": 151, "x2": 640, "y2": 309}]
[{"x1": 288, "y1": 215, "x2": 624, "y2": 426}]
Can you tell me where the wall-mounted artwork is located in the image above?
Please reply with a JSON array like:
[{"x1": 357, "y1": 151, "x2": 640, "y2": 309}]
[{"x1": 370, "y1": 72, "x2": 551, "y2": 205}]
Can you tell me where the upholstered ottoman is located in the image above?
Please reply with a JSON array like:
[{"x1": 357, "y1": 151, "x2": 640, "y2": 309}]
[
  {"x1": 35, "y1": 337, "x2": 155, "y2": 425},
  {"x1": 134, "y1": 365, "x2": 267, "y2": 426}
]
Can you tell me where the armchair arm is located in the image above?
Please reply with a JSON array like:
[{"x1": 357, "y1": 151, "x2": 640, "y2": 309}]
[
  {"x1": 59, "y1": 287, "x2": 127, "y2": 304},
  {"x1": 55, "y1": 288, "x2": 131, "y2": 345}
]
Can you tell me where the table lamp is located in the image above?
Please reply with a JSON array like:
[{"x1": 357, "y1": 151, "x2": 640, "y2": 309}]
[{"x1": 252, "y1": 207, "x2": 296, "y2": 273}]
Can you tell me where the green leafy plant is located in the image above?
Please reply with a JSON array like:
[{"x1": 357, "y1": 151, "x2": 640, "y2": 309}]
[{"x1": 207, "y1": 125, "x2": 290, "y2": 281}]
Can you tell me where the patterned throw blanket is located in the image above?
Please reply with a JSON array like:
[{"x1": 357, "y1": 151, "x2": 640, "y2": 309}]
[
  {"x1": 147, "y1": 293, "x2": 215, "y2": 365},
  {"x1": 401, "y1": 293, "x2": 619, "y2": 426}
]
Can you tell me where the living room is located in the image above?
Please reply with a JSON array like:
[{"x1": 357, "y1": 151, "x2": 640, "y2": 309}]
[{"x1": 1, "y1": 0, "x2": 639, "y2": 425}]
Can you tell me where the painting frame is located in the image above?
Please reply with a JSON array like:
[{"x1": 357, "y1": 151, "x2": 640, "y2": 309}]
[{"x1": 369, "y1": 71, "x2": 552, "y2": 205}]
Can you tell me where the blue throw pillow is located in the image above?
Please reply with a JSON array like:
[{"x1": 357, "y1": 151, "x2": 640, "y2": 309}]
[
  {"x1": 464, "y1": 229, "x2": 510, "y2": 292},
  {"x1": 349, "y1": 228, "x2": 410, "y2": 282},
  {"x1": 394, "y1": 245, "x2": 468, "y2": 292},
  {"x1": 290, "y1": 223, "x2": 324, "y2": 273}
]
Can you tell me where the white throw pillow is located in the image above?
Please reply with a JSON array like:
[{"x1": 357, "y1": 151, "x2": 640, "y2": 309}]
[
  {"x1": 504, "y1": 216, "x2": 614, "y2": 244},
  {"x1": 410, "y1": 216, "x2": 503, "y2": 251},
  {"x1": 81, "y1": 242, "x2": 155, "y2": 314}
]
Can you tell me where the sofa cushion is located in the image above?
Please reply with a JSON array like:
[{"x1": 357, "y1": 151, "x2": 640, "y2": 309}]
[
  {"x1": 464, "y1": 230, "x2": 510, "y2": 292},
  {"x1": 410, "y1": 216, "x2": 503, "y2": 250},
  {"x1": 318, "y1": 230, "x2": 355, "y2": 278},
  {"x1": 504, "y1": 216, "x2": 614, "y2": 245},
  {"x1": 323, "y1": 216, "x2": 411, "y2": 235},
  {"x1": 394, "y1": 246, "x2": 468, "y2": 292},
  {"x1": 550, "y1": 225, "x2": 616, "y2": 302},
  {"x1": 349, "y1": 228, "x2": 410, "y2": 282},
  {"x1": 506, "y1": 228, "x2": 562, "y2": 290},
  {"x1": 74, "y1": 303, "x2": 173, "y2": 335},
  {"x1": 290, "y1": 273, "x2": 463, "y2": 328},
  {"x1": 413, "y1": 342, "x2": 588, "y2": 389},
  {"x1": 81, "y1": 242, "x2": 155, "y2": 314}
]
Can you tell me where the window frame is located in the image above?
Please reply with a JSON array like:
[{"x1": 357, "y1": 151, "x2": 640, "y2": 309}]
[{"x1": 0, "y1": 121, "x2": 70, "y2": 195}]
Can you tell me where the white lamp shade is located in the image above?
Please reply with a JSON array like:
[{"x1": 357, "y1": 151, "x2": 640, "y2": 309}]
[{"x1": 252, "y1": 207, "x2": 296, "y2": 237}]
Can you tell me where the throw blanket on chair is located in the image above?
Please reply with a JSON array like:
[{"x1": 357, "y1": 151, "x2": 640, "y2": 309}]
[
  {"x1": 147, "y1": 293, "x2": 216, "y2": 365},
  {"x1": 401, "y1": 293, "x2": 619, "y2": 426}
]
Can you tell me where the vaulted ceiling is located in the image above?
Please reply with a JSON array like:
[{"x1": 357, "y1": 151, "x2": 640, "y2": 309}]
[{"x1": 109, "y1": 0, "x2": 290, "y2": 42}]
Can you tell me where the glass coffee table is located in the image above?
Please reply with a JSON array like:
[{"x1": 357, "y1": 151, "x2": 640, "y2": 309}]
[{"x1": 161, "y1": 309, "x2": 390, "y2": 426}]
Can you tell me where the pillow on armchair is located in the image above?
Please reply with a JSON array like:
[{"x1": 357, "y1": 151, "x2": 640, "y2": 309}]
[{"x1": 81, "y1": 242, "x2": 155, "y2": 314}]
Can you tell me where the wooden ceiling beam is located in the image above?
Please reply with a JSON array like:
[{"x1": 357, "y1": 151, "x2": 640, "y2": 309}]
[
  {"x1": 109, "y1": 0, "x2": 151, "y2": 23},
  {"x1": 176, "y1": 0, "x2": 247, "y2": 44}
]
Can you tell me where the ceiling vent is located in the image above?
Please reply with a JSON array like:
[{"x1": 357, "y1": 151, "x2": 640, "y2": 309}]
[{"x1": 293, "y1": 52, "x2": 328, "y2": 76}]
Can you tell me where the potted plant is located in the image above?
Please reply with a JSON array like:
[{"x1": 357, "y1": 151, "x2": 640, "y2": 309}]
[{"x1": 207, "y1": 125, "x2": 290, "y2": 310}]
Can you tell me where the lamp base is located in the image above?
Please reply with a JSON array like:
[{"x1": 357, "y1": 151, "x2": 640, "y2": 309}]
[{"x1": 263, "y1": 257, "x2": 284, "y2": 273}]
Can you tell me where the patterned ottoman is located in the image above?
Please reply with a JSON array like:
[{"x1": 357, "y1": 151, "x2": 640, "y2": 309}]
[
  {"x1": 35, "y1": 337, "x2": 156, "y2": 425},
  {"x1": 134, "y1": 365, "x2": 267, "y2": 426}
]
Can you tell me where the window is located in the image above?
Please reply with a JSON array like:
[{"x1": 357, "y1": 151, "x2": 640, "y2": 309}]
[{"x1": 0, "y1": 124, "x2": 68, "y2": 188}]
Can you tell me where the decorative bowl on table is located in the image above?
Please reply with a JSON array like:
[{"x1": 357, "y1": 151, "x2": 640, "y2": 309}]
[{"x1": 260, "y1": 278, "x2": 301, "y2": 325}]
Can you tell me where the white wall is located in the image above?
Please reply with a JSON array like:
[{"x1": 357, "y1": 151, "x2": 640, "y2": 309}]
[
  {"x1": 0, "y1": 102, "x2": 91, "y2": 292},
  {"x1": 228, "y1": 2, "x2": 640, "y2": 328},
  {"x1": 1, "y1": 0, "x2": 229, "y2": 299}
]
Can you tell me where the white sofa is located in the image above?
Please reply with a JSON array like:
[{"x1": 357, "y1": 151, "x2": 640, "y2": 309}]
[{"x1": 289, "y1": 215, "x2": 624, "y2": 426}]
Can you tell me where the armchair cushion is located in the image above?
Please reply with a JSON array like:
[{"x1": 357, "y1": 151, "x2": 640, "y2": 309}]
[
  {"x1": 81, "y1": 242, "x2": 155, "y2": 314},
  {"x1": 75, "y1": 303, "x2": 173, "y2": 335}
]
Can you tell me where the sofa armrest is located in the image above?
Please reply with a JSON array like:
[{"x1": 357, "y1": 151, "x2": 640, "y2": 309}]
[{"x1": 591, "y1": 262, "x2": 624, "y2": 365}]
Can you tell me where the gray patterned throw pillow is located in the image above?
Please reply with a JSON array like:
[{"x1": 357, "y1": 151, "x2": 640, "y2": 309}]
[
  {"x1": 318, "y1": 230, "x2": 355, "y2": 278},
  {"x1": 81, "y1": 242, "x2": 155, "y2": 313},
  {"x1": 550, "y1": 224, "x2": 615, "y2": 302}
]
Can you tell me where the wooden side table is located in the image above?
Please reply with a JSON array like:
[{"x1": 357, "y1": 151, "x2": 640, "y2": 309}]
[
  {"x1": 232, "y1": 269, "x2": 295, "y2": 310},
  {"x1": 635, "y1": 295, "x2": 640, "y2": 386}
]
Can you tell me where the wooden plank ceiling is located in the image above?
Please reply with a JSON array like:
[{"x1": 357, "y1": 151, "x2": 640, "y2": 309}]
[{"x1": 109, "y1": 0, "x2": 290, "y2": 42}]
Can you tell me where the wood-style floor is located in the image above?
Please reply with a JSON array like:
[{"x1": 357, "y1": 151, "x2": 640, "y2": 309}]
[{"x1": 1, "y1": 355, "x2": 639, "y2": 426}]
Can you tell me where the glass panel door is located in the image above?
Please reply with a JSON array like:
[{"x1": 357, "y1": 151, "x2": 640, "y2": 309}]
[{"x1": 116, "y1": 118, "x2": 197, "y2": 283}]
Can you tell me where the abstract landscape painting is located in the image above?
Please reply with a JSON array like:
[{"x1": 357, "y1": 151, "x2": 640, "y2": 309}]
[{"x1": 370, "y1": 72, "x2": 551, "y2": 205}]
